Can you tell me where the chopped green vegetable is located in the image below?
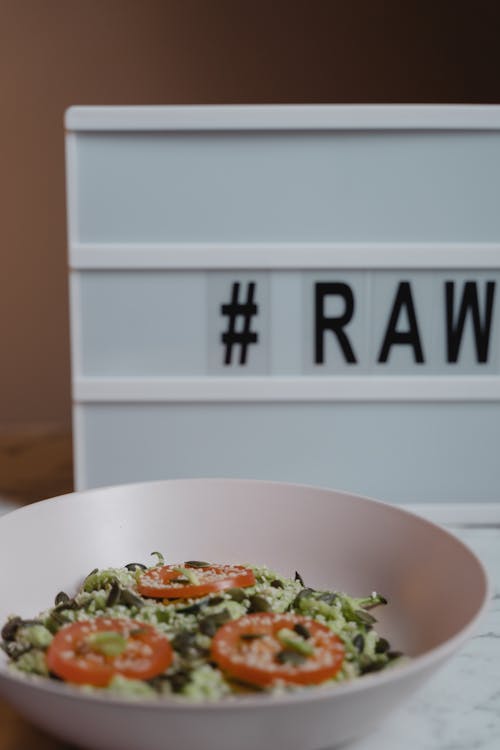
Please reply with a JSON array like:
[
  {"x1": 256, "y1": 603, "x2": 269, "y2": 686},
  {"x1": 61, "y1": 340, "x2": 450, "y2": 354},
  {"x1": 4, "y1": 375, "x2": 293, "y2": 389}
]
[
  {"x1": 87, "y1": 631, "x2": 127, "y2": 657},
  {"x1": 173, "y1": 567, "x2": 200, "y2": 586},
  {"x1": 277, "y1": 628, "x2": 314, "y2": 656}
]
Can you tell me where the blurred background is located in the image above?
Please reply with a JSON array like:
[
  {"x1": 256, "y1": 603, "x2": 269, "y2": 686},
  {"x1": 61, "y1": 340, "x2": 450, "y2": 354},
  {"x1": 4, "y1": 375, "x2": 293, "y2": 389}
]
[{"x1": 1, "y1": 0, "x2": 500, "y2": 503}]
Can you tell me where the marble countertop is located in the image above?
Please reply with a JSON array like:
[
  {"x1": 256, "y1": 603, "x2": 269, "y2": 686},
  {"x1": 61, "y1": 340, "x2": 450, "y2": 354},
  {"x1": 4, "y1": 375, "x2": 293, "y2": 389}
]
[
  {"x1": 0, "y1": 500, "x2": 498, "y2": 750},
  {"x1": 350, "y1": 503, "x2": 500, "y2": 750}
]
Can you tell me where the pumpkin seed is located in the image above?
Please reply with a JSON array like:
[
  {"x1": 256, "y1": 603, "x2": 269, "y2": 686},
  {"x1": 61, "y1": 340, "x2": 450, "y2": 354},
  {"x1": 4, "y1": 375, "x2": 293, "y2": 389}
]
[
  {"x1": 199, "y1": 609, "x2": 231, "y2": 637},
  {"x1": 375, "y1": 637, "x2": 390, "y2": 654},
  {"x1": 291, "y1": 588, "x2": 316, "y2": 609},
  {"x1": 294, "y1": 571, "x2": 305, "y2": 586},
  {"x1": 172, "y1": 630, "x2": 197, "y2": 656},
  {"x1": 354, "y1": 609, "x2": 377, "y2": 627},
  {"x1": 54, "y1": 592, "x2": 70, "y2": 606},
  {"x1": 177, "y1": 598, "x2": 209, "y2": 615},
  {"x1": 270, "y1": 579, "x2": 284, "y2": 589},
  {"x1": 54, "y1": 597, "x2": 80, "y2": 613},
  {"x1": 353, "y1": 634, "x2": 365, "y2": 652},
  {"x1": 276, "y1": 648, "x2": 307, "y2": 666},
  {"x1": 318, "y1": 592, "x2": 338, "y2": 605},
  {"x1": 248, "y1": 595, "x2": 271, "y2": 613},
  {"x1": 293, "y1": 622, "x2": 311, "y2": 640},
  {"x1": 226, "y1": 588, "x2": 246, "y2": 603},
  {"x1": 3, "y1": 618, "x2": 43, "y2": 642},
  {"x1": 360, "y1": 660, "x2": 386, "y2": 675},
  {"x1": 147, "y1": 674, "x2": 170, "y2": 692},
  {"x1": 120, "y1": 589, "x2": 144, "y2": 609},
  {"x1": 168, "y1": 669, "x2": 191, "y2": 692},
  {"x1": 125, "y1": 563, "x2": 147, "y2": 572},
  {"x1": 1, "y1": 617, "x2": 22, "y2": 642},
  {"x1": 240, "y1": 633, "x2": 265, "y2": 641},
  {"x1": 184, "y1": 560, "x2": 210, "y2": 568},
  {"x1": 105, "y1": 580, "x2": 120, "y2": 607},
  {"x1": 228, "y1": 676, "x2": 265, "y2": 692},
  {"x1": 209, "y1": 596, "x2": 225, "y2": 606},
  {"x1": 387, "y1": 650, "x2": 403, "y2": 660},
  {"x1": 150, "y1": 551, "x2": 165, "y2": 566}
]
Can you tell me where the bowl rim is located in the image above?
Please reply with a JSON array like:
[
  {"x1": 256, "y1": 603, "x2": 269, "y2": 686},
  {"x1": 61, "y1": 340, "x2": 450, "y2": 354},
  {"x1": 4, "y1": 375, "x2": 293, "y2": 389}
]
[{"x1": 0, "y1": 477, "x2": 491, "y2": 711}]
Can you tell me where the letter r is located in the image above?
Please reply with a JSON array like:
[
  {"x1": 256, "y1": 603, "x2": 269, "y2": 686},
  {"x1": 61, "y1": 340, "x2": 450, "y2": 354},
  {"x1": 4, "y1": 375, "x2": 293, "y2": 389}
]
[{"x1": 315, "y1": 283, "x2": 357, "y2": 364}]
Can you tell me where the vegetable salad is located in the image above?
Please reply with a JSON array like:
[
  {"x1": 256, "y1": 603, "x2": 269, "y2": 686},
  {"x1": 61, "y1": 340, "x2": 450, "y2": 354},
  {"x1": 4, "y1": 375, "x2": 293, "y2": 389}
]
[{"x1": 1, "y1": 555, "x2": 404, "y2": 700}]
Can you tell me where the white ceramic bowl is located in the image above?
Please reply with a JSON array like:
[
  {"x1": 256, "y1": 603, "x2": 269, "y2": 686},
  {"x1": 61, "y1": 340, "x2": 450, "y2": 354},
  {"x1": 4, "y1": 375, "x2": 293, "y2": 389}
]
[{"x1": 0, "y1": 479, "x2": 489, "y2": 750}]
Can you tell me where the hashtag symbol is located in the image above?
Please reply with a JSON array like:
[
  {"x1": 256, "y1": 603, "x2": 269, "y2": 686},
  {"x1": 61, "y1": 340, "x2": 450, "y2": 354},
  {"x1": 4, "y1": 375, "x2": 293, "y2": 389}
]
[{"x1": 221, "y1": 282, "x2": 259, "y2": 365}]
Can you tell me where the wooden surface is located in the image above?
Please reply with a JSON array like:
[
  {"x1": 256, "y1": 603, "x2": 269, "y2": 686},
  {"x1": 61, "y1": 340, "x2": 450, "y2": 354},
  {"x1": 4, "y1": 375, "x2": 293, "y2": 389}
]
[
  {"x1": 0, "y1": 427, "x2": 73, "y2": 503},
  {"x1": 0, "y1": 701, "x2": 74, "y2": 750},
  {"x1": 0, "y1": 427, "x2": 74, "y2": 749}
]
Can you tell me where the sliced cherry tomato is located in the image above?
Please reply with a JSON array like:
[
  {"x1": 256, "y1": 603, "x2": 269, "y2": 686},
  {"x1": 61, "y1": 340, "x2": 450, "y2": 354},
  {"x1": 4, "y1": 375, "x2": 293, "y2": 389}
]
[
  {"x1": 211, "y1": 612, "x2": 345, "y2": 687},
  {"x1": 136, "y1": 563, "x2": 256, "y2": 599},
  {"x1": 46, "y1": 617, "x2": 173, "y2": 687}
]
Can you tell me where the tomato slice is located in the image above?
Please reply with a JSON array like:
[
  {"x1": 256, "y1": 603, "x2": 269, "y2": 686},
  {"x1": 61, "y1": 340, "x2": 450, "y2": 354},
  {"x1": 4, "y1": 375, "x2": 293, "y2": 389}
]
[
  {"x1": 46, "y1": 617, "x2": 173, "y2": 687},
  {"x1": 211, "y1": 613, "x2": 345, "y2": 687},
  {"x1": 136, "y1": 563, "x2": 256, "y2": 599}
]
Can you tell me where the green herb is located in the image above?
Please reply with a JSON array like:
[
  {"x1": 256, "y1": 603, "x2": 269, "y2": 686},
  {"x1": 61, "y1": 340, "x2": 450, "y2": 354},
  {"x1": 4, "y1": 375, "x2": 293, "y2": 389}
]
[
  {"x1": 87, "y1": 631, "x2": 127, "y2": 657},
  {"x1": 353, "y1": 593, "x2": 388, "y2": 610},
  {"x1": 277, "y1": 628, "x2": 314, "y2": 656},
  {"x1": 173, "y1": 567, "x2": 200, "y2": 585}
]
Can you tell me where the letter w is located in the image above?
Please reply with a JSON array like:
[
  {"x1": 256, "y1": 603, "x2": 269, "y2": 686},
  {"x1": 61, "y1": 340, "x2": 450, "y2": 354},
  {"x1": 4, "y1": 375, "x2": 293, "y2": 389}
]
[{"x1": 445, "y1": 281, "x2": 496, "y2": 363}]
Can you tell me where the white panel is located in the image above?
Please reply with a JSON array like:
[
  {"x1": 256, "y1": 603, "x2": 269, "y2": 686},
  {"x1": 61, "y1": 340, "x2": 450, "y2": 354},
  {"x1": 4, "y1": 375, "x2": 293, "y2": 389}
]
[
  {"x1": 72, "y1": 132, "x2": 500, "y2": 244},
  {"x1": 65, "y1": 106, "x2": 500, "y2": 499},
  {"x1": 76, "y1": 402, "x2": 500, "y2": 503}
]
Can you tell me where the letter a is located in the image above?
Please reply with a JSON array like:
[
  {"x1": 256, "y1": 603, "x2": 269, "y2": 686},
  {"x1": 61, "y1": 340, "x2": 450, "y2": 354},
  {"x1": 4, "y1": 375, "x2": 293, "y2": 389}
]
[{"x1": 378, "y1": 282, "x2": 424, "y2": 363}]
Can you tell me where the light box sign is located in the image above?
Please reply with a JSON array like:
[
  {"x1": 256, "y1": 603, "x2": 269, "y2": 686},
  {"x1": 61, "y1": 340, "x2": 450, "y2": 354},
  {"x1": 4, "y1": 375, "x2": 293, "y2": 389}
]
[{"x1": 66, "y1": 106, "x2": 500, "y2": 502}]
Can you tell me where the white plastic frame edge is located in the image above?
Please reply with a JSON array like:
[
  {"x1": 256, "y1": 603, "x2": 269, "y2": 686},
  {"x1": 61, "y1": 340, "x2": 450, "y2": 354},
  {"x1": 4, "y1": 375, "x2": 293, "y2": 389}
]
[
  {"x1": 73, "y1": 376, "x2": 500, "y2": 402},
  {"x1": 64, "y1": 104, "x2": 500, "y2": 131},
  {"x1": 69, "y1": 243, "x2": 500, "y2": 270}
]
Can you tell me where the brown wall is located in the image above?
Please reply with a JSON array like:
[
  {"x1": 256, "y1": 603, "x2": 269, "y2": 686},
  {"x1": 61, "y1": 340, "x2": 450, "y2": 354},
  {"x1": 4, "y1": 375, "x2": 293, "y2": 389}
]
[{"x1": 1, "y1": 0, "x2": 499, "y2": 429}]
